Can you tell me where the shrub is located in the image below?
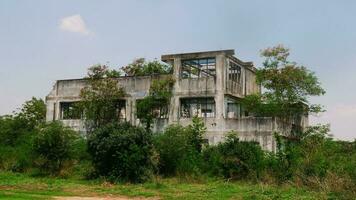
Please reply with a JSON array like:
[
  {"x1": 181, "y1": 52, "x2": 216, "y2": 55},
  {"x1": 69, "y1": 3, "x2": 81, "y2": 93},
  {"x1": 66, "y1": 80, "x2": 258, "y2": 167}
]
[
  {"x1": 266, "y1": 134, "x2": 302, "y2": 183},
  {"x1": 32, "y1": 122, "x2": 79, "y2": 176},
  {"x1": 186, "y1": 117, "x2": 206, "y2": 153},
  {"x1": 87, "y1": 122, "x2": 156, "y2": 183},
  {"x1": 0, "y1": 116, "x2": 35, "y2": 172},
  {"x1": 203, "y1": 133, "x2": 265, "y2": 180},
  {"x1": 268, "y1": 125, "x2": 356, "y2": 191},
  {"x1": 154, "y1": 124, "x2": 202, "y2": 176}
]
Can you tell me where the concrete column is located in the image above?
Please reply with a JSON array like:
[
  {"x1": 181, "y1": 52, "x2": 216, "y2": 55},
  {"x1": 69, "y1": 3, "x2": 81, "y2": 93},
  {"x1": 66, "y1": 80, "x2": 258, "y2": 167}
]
[
  {"x1": 168, "y1": 58, "x2": 181, "y2": 123},
  {"x1": 45, "y1": 101, "x2": 55, "y2": 121},
  {"x1": 55, "y1": 100, "x2": 61, "y2": 120},
  {"x1": 242, "y1": 67, "x2": 246, "y2": 96},
  {"x1": 215, "y1": 54, "x2": 226, "y2": 130},
  {"x1": 131, "y1": 98, "x2": 137, "y2": 126},
  {"x1": 125, "y1": 98, "x2": 132, "y2": 124}
]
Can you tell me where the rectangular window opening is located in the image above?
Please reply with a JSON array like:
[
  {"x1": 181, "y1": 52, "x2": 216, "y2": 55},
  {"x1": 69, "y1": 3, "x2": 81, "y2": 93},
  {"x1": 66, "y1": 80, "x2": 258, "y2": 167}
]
[
  {"x1": 136, "y1": 99, "x2": 169, "y2": 119},
  {"x1": 115, "y1": 100, "x2": 126, "y2": 120},
  {"x1": 227, "y1": 102, "x2": 241, "y2": 119},
  {"x1": 60, "y1": 102, "x2": 82, "y2": 120},
  {"x1": 181, "y1": 58, "x2": 216, "y2": 79},
  {"x1": 180, "y1": 97, "x2": 215, "y2": 118},
  {"x1": 228, "y1": 62, "x2": 242, "y2": 83}
]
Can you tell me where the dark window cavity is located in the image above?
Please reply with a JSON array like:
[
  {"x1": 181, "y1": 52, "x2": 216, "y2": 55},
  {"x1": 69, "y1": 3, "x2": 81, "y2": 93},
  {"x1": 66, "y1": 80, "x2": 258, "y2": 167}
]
[
  {"x1": 136, "y1": 99, "x2": 169, "y2": 119},
  {"x1": 60, "y1": 102, "x2": 82, "y2": 120},
  {"x1": 227, "y1": 102, "x2": 241, "y2": 118},
  {"x1": 180, "y1": 98, "x2": 215, "y2": 118},
  {"x1": 228, "y1": 62, "x2": 242, "y2": 83},
  {"x1": 115, "y1": 100, "x2": 126, "y2": 119}
]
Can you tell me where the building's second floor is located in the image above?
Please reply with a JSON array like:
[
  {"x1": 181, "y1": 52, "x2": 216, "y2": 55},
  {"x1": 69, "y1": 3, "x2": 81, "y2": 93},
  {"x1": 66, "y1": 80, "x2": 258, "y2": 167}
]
[{"x1": 46, "y1": 49, "x2": 260, "y2": 102}]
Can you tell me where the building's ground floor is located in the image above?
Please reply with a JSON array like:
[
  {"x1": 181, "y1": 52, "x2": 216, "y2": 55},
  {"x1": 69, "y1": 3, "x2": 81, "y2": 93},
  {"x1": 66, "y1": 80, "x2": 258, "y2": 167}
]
[{"x1": 48, "y1": 95, "x2": 306, "y2": 152}]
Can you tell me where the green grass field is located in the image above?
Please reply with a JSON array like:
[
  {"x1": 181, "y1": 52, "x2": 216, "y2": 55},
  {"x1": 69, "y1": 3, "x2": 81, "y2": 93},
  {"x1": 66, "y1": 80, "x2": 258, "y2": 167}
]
[{"x1": 0, "y1": 172, "x2": 348, "y2": 200}]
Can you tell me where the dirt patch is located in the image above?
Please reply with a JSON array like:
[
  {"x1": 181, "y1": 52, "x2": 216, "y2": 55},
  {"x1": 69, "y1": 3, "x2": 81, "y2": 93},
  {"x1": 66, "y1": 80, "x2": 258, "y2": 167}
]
[
  {"x1": 54, "y1": 196, "x2": 158, "y2": 200},
  {"x1": 0, "y1": 185, "x2": 15, "y2": 190}
]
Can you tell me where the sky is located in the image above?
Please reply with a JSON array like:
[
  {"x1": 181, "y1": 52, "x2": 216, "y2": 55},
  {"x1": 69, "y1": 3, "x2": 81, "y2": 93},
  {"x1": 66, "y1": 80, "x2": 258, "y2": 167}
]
[{"x1": 0, "y1": 0, "x2": 355, "y2": 141}]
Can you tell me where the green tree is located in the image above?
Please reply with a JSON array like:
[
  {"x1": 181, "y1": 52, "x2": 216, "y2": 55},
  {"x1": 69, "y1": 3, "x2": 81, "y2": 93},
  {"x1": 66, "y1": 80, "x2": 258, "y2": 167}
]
[
  {"x1": 79, "y1": 65, "x2": 125, "y2": 131},
  {"x1": 202, "y1": 133, "x2": 265, "y2": 180},
  {"x1": 0, "y1": 97, "x2": 45, "y2": 146},
  {"x1": 87, "y1": 64, "x2": 121, "y2": 78},
  {"x1": 122, "y1": 58, "x2": 172, "y2": 76},
  {"x1": 154, "y1": 123, "x2": 204, "y2": 176},
  {"x1": 87, "y1": 122, "x2": 156, "y2": 183},
  {"x1": 136, "y1": 76, "x2": 175, "y2": 131},
  {"x1": 186, "y1": 116, "x2": 207, "y2": 153},
  {"x1": 242, "y1": 45, "x2": 325, "y2": 118},
  {"x1": 16, "y1": 97, "x2": 46, "y2": 129},
  {"x1": 33, "y1": 121, "x2": 80, "y2": 176}
]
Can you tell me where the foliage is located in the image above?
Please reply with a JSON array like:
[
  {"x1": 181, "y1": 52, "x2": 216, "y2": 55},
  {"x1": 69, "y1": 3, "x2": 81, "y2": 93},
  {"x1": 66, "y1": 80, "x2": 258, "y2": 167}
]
[
  {"x1": 0, "y1": 97, "x2": 45, "y2": 146},
  {"x1": 15, "y1": 97, "x2": 46, "y2": 129},
  {"x1": 266, "y1": 133, "x2": 302, "y2": 182},
  {"x1": 242, "y1": 45, "x2": 325, "y2": 118},
  {"x1": 0, "y1": 134, "x2": 33, "y2": 172},
  {"x1": 87, "y1": 122, "x2": 156, "y2": 183},
  {"x1": 0, "y1": 97, "x2": 46, "y2": 172},
  {"x1": 154, "y1": 124, "x2": 203, "y2": 176},
  {"x1": 87, "y1": 64, "x2": 121, "y2": 78},
  {"x1": 136, "y1": 76, "x2": 175, "y2": 131},
  {"x1": 0, "y1": 115, "x2": 30, "y2": 146},
  {"x1": 122, "y1": 58, "x2": 172, "y2": 76},
  {"x1": 203, "y1": 133, "x2": 265, "y2": 180},
  {"x1": 32, "y1": 122, "x2": 80, "y2": 176},
  {"x1": 186, "y1": 116, "x2": 207, "y2": 153},
  {"x1": 79, "y1": 65, "x2": 126, "y2": 131},
  {"x1": 269, "y1": 124, "x2": 356, "y2": 194}
]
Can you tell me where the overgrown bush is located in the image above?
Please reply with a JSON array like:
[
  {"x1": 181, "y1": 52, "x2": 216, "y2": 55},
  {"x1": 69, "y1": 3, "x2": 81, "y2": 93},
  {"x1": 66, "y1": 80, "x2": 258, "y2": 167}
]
[
  {"x1": 267, "y1": 125, "x2": 355, "y2": 197},
  {"x1": 32, "y1": 122, "x2": 80, "y2": 176},
  {"x1": 154, "y1": 124, "x2": 202, "y2": 177},
  {"x1": 87, "y1": 122, "x2": 156, "y2": 183},
  {"x1": 203, "y1": 133, "x2": 265, "y2": 180},
  {"x1": 0, "y1": 97, "x2": 45, "y2": 172},
  {"x1": 265, "y1": 134, "x2": 302, "y2": 183}
]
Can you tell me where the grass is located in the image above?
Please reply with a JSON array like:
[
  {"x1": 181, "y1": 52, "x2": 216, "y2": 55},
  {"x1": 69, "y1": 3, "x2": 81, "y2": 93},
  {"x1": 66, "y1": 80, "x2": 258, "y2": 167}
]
[{"x1": 0, "y1": 171, "x2": 349, "y2": 200}]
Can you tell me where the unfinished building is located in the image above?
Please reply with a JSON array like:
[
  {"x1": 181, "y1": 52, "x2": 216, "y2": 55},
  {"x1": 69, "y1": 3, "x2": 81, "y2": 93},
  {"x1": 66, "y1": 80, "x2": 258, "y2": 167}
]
[{"x1": 46, "y1": 50, "x2": 307, "y2": 151}]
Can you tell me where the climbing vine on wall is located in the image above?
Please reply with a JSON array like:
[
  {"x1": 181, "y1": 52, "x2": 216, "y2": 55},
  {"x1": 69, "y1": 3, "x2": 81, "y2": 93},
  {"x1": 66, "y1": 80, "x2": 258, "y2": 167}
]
[
  {"x1": 136, "y1": 76, "x2": 175, "y2": 131},
  {"x1": 79, "y1": 65, "x2": 126, "y2": 132}
]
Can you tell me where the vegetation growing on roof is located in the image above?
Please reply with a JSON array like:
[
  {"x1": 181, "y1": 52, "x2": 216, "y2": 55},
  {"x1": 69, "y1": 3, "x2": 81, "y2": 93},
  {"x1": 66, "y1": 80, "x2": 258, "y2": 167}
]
[{"x1": 122, "y1": 58, "x2": 172, "y2": 76}]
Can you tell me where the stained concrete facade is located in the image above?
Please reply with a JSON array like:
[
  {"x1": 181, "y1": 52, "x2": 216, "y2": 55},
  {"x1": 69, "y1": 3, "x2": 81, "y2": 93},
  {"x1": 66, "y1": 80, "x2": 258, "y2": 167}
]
[{"x1": 46, "y1": 50, "x2": 307, "y2": 151}]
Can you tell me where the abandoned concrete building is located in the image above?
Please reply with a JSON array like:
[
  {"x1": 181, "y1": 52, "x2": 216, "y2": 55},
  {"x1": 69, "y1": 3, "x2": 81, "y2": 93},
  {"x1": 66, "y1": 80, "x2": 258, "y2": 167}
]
[{"x1": 46, "y1": 50, "x2": 307, "y2": 151}]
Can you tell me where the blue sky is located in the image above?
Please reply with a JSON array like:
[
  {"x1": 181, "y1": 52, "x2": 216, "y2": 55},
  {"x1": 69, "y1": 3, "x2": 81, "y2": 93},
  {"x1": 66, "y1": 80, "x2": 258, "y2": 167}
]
[{"x1": 0, "y1": 0, "x2": 355, "y2": 140}]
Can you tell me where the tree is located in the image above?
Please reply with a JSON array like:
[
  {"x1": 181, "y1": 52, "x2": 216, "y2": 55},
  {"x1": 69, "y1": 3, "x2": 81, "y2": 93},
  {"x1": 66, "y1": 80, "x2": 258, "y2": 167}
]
[
  {"x1": 16, "y1": 97, "x2": 46, "y2": 129},
  {"x1": 186, "y1": 116, "x2": 207, "y2": 153},
  {"x1": 242, "y1": 45, "x2": 325, "y2": 118},
  {"x1": 87, "y1": 122, "x2": 156, "y2": 183},
  {"x1": 0, "y1": 97, "x2": 45, "y2": 146},
  {"x1": 79, "y1": 65, "x2": 125, "y2": 131},
  {"x1": 136, "y1": 76, "x2": 175, "y2": 131},
  {"x1": 122, "y1": 58, "x2": 172, "y2": 76},
  {"x1": 202, "y1": 133, "x2": 265, "y2": 180},
  {"x1": 87, "y1": 64, "x2": 121, "y2": 78},
  {"x1": 33, "y1": 121, "x2": 79, "y2": 176},
  {"x1": 154, "y1": 121, "x2": 205, "y2": 176}
]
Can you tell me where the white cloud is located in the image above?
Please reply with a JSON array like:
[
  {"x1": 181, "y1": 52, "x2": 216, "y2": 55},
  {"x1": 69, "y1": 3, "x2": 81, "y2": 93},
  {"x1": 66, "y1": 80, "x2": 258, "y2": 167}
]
[{"x1": 59, "y1": 14, "x2": 91, "y2": 35}]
